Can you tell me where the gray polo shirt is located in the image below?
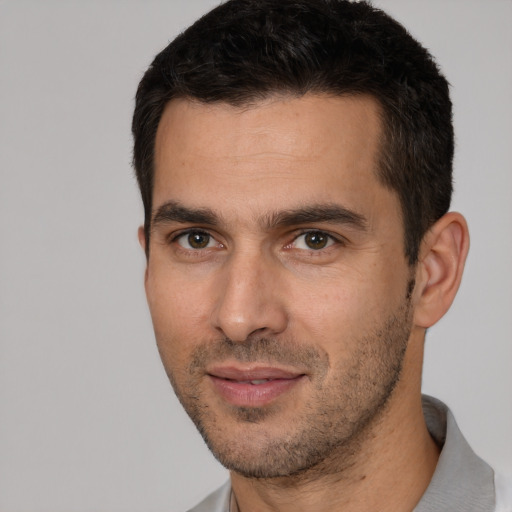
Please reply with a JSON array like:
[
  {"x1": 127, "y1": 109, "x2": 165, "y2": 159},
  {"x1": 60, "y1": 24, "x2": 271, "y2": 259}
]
[{"x1": 188, "y1": 395, "x2": 503, "y2": 511}]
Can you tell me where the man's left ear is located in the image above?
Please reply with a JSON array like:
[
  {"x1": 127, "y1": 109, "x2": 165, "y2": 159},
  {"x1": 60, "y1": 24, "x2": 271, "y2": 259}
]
[{"x1": 413, "y1": 212, "x2": 470, "y2": 328}]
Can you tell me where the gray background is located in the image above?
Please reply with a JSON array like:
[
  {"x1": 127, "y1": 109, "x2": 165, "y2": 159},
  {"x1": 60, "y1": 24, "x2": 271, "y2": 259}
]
[{"x1": 1, "y1": 1, "x2": 510, "y2": 511}]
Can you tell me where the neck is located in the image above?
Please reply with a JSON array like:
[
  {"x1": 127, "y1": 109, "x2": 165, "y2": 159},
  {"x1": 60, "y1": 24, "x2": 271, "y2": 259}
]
[{"x1": 230, "y1": 330, "x2": 439, "y2": 512}]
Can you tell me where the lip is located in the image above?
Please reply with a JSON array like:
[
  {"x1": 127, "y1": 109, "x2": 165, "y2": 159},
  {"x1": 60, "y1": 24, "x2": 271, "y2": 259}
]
[{"x1": 207, "y1": 365, "x2": 306, "y2": 407}]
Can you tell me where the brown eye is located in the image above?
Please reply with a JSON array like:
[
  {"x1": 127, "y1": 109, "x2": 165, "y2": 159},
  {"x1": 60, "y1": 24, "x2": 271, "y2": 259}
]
[
  {"x1": 304, "y1": 231, "x2": 329, "y2": 249},
  {"x1": 176, "y1": 231, "x2": 214, "y2": 249},
  {"x1": 188, "y1": 232, "x2": 210, "y2": 249},
  {"x1": 286, "y1": 230, "x2": 344, "y2": 255}
]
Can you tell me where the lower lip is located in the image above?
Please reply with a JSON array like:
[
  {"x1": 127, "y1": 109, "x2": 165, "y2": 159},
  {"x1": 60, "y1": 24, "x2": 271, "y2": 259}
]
[{"x1": 208, "y1": 375, "x2": 304, "y2": 407}]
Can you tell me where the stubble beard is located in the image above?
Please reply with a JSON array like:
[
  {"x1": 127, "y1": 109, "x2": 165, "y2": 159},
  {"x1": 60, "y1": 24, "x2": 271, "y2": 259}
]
[{"x1": 160, "y1": 289, "x2": 413, "y2": 480}]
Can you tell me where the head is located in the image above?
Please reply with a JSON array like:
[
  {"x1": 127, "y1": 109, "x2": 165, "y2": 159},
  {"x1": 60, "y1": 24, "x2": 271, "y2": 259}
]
[
  {"x1": 133, "y1": 0, "x2": 454, "y2": 265},
  {"x1": 132, "y1": 0, "x2": 467, "y2": 480}
]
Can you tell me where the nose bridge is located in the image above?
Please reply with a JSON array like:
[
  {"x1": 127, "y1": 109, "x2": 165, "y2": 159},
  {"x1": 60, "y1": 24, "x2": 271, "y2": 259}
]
[{"x1": 212, "y1": 246, "x2": 288, "y2": 342}]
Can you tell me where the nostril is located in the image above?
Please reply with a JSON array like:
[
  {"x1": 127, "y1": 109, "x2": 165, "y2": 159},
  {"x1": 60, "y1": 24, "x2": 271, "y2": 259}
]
[{"x1": 249, "y1": 327, "x2": 268, "y2": 337}]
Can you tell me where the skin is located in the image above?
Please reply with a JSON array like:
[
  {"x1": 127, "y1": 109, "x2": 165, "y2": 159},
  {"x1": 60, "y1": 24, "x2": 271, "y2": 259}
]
[{"x1": 140, "y1": 94, "x2": 469, "y2": 511}]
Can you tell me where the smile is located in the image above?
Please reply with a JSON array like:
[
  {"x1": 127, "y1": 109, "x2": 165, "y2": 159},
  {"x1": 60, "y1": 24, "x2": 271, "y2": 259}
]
[
  {"x1": 207, "y1": 366, "x2": 306, "y2": 407},
  {"x1": 237, "y1": 379, "x2": 271, "y2": 385}
]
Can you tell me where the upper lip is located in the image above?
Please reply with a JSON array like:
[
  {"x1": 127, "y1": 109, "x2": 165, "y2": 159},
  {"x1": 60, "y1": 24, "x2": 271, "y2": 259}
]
[{"x1": 207, "y1": 365, "x2": 304, "y2": 381}]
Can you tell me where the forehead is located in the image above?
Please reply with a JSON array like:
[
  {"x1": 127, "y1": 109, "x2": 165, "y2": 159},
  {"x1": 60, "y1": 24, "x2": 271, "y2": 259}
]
[
  {"x1": 153, "y1": 94, "x2": 393, "y2": 220},
  {"x1": 155, "y1": 93, "x2": 382, "y2": 163}
]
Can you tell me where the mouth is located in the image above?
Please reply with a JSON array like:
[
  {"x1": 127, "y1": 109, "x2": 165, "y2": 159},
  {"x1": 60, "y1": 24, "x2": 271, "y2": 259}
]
[{"x1": 206, "y1": 365, "x2": 306, "y2": 407}]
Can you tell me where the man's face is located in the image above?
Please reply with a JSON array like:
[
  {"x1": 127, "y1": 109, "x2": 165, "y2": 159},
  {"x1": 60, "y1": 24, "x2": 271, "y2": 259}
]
[{"x1": 144, "y1": 94, "x2": 416, "y2": 478}]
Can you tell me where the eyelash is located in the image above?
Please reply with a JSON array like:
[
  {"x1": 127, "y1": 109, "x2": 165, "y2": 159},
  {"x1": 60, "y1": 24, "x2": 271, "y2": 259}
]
[
  {"x1": 169, "y1": 229, "x2": 343, "y2": 252},
  {"x1": 288, "y1": 230, "x2": 343, "y2": 251},
  {"x1": 170, "y1": 229, "x2": 222, "y2": 251}
]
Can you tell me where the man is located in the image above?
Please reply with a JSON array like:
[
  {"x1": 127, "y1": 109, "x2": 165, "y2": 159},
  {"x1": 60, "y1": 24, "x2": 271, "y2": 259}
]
[{"x1": 132, "y1": 1, "x2": 510, "y2": 510}]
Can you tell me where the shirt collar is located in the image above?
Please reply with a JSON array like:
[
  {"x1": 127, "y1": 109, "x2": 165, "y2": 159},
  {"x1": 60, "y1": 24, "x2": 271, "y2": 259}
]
[{"x1": 414, "y1": 395, "x2": 495, "y2": 511}]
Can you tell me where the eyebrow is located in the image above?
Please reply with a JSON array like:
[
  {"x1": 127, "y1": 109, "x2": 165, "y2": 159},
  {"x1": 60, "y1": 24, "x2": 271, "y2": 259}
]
[
  {"x1": 151, "y1": 200, "x2": 368, "y2": 232},
  {"x1": 152, "y1": 201, "x2": 219, "y2": 228},
  {"x1": 264, "y1": 204, "x2": 368, "y2": 231}
]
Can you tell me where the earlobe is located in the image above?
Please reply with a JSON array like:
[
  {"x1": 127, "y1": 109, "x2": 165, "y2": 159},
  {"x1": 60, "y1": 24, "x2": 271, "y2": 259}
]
[{"x1": 413, "y1": 212, "x2": 470, "y2": 328}]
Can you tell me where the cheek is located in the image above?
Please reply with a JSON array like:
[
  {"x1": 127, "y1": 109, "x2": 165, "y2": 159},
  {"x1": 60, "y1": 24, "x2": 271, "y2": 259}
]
[
  {"x1": 287, "y1": 268, "x2": 396, "y2": 351},
  {"x1": 297, "y1": 287, "x2": 370, "y2": 336},
  {"x1": 145, "y1": 266, "x2": 214, "y2": 355}
]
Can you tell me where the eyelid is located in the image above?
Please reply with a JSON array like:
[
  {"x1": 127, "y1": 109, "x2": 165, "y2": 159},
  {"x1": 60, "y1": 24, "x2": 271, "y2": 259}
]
[
  {"x1": 288, "y1": 229, "x2": 345, "y2": 250},
  {"x1": 169, "y1": 227, "x2": 210, "y2": 242},
  {"x1": 169, "y1": 228, "x2": 223, "y2": 250},
  {"x1": 166, "y1": 227, "x2": 345, "y2": 251}
]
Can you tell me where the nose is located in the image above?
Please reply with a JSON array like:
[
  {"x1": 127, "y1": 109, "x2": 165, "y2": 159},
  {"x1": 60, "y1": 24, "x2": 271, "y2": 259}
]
[{"x1": 211, "y1": 250, "x2": 289, "y2": 342}]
